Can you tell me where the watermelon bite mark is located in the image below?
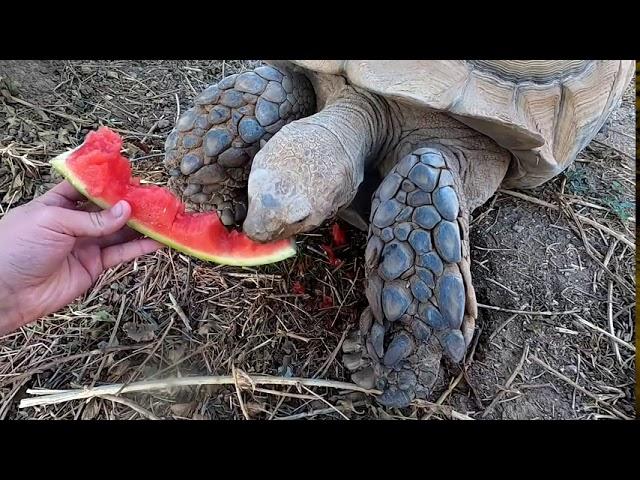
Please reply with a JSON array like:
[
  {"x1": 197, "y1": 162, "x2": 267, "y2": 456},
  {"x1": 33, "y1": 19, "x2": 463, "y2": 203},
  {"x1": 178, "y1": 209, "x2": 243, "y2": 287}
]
[{"x1": 50, "y1": 127, "x2": 296, "y2": 266}]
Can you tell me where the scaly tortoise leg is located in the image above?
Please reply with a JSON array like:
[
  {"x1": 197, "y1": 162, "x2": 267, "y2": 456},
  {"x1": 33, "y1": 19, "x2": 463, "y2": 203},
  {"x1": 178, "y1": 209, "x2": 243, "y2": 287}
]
[
  {"x1": 343, "y1": 147, "x2": 478, "y2": 408},
  {"x1": 164, "y1": 64, "x2": 315, "y2": 226}
]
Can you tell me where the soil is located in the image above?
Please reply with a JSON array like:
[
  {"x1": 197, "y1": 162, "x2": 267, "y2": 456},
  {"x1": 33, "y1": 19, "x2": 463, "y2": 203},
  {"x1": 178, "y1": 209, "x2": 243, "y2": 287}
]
[{"x1": 0, "y1": 60, "x2": 635, "y2": 420}]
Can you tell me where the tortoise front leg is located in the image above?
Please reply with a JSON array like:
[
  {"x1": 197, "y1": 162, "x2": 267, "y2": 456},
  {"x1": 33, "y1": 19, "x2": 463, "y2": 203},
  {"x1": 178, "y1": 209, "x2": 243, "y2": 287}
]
[
  {"x1": 343, "y1": 147, "x2": 478, "y2": 407},
  {"x1": 163, "y1": 64, "x2": 315, "y2": 226}
]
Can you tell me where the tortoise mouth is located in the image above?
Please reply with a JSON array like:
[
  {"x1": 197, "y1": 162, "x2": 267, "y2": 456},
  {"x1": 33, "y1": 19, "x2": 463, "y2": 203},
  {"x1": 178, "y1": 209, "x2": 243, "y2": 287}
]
[
  {"x1": 243, "y1": 212, "x2": 312, "y2": 243},
  {"x1": 243, "y1": 180, "x2": 314, "y2": 243}
]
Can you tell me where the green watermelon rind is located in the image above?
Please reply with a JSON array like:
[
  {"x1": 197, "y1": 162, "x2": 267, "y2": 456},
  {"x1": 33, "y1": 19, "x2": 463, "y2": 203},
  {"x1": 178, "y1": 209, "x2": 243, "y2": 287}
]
[{"x1": 50, "y1": 149, "x2": 297, "y2": 267}]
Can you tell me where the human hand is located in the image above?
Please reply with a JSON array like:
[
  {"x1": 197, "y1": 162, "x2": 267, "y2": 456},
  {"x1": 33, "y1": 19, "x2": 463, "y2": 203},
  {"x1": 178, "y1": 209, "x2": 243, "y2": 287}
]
[{"x1": 0, "y1": 181, "x2": 162, "y2": 335}]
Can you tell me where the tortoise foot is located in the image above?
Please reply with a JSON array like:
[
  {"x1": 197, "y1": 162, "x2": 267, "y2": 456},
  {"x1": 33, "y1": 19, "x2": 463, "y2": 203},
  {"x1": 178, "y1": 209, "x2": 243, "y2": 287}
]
[{"x1": 343, "y1": 147, "x2": 478, "y2": 408}]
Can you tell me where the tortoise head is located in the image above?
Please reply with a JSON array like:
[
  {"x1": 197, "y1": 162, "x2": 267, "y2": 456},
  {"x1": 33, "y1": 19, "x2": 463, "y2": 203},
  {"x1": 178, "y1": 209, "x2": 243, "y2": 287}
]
[
  {"x1": 242, "y1": 82, "x2": 389, "y2": 243},
  {"x1": 243, "y1": 119, "x2": 360, "y2": 242}
]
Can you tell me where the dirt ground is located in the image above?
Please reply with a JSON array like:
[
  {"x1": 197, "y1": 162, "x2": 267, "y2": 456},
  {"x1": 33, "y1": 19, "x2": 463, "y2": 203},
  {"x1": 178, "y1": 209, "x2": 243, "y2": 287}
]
[{"x1": 0, "y1": 60, "x2": 635, "y2": 420}]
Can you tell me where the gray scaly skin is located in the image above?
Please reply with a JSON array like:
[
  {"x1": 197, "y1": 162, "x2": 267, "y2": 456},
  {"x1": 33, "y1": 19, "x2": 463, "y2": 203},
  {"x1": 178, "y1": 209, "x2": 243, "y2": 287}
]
[
  {"x1": 164, "y1": 64, "x2": 315, "y2": 226},
  {"x1": 351, "y1": 148, "x2": 483, "y2": 406}
]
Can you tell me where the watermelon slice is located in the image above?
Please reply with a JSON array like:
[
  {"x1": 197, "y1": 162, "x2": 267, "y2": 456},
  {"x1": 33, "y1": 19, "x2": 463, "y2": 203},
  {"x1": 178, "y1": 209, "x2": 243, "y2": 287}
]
[{"x1": 50, "y1": 127, "x2": 296, "y2": 266}]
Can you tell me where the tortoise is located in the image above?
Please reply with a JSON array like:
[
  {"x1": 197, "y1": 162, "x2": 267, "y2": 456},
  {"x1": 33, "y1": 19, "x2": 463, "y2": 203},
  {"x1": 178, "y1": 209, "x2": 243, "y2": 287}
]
[{"x1": 164, "y1": 60, "x2": 634, "y2": 407}]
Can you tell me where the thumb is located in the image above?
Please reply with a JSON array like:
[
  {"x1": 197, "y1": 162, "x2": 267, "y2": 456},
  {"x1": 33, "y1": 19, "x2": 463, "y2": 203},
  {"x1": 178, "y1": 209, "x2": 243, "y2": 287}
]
[{"x1": 48, "y1": 200, "x2": 132, "y2": 238}]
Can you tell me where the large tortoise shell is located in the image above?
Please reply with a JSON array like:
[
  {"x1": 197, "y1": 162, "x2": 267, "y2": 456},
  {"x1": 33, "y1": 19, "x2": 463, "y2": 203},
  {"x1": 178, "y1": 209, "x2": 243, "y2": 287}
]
[{"x1": 283, "y1": 60, "x2": 634, "y2": 188}]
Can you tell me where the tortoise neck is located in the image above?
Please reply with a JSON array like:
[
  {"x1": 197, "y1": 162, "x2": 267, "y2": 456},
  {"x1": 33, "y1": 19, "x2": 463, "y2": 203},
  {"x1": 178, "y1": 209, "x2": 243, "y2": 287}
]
[{"x1": 308, "y1": 85, "x2": 398, "y2": 178}]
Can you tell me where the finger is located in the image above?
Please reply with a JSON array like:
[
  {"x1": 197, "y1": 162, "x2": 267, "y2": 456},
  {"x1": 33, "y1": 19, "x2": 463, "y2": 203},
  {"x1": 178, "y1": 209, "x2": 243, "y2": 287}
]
[
  {"x1": 77, "y1": 226, "x2": 142, "y2": 249},
  {"x1": 101, "y1": 238, "x2": 163, "y2": 269},
  {"x1": 44, "y1": 201, "x2": 132, "y2": 238},
  {"x1": 79, "y1": 201, "x2": 106, "y2": 213},
  {"x1": 39, "y1": 180, "x2": 86, "y2": 208},
  {"x1": 95, "y1": 226, "x2": 141, "y2": 248}
]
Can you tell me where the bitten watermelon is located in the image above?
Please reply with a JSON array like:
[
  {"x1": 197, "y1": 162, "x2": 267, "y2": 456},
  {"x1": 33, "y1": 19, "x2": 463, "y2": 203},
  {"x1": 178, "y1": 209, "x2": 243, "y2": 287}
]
[{"x1": 50, "y1": 127, "x2": 296, "y2": 266}]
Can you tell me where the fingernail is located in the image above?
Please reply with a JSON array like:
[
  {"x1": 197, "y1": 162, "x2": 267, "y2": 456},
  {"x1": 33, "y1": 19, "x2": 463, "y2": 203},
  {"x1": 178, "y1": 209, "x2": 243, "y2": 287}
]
[{"x1": 112, "y1": 201, "x2": 124, "y2": 218}]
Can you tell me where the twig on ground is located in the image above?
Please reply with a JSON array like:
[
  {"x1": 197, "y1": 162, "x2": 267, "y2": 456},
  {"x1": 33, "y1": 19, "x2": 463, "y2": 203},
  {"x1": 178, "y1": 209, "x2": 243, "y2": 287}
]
[
  {"x1": 482, "y1": 344, "x2": 529, "y2": 418},
  {"x1": 110, "y1": 128, "x2": 163, "y2": 139},
  {"x1": 97, "y1": 394, "x2": 160, "y2": 420},
  {"x1": 252, "y1": 387, "x2": 317, "y2": 401},
  {"x1": 477, "y1": 303, "x2": 580, "y2": 316},
  {"x1": 572, "y1": 353, "x2": 582, "y2": 410},
  {"x1": 300, "y1": 384, "x2": 349, "y2": 420},
  {"x1": 5, "y1": 93, "x2": 91, "y2": 125},
  {"x1": 168, "y1": 293, "x2": 192, "y2": 331},
  {"x1": 488, "y1": 314, "x2": 519, "y2": 342},
  {"x1": 232, "y1": 366, "x2": 251, "y2": 420},
  {"x1": 571, "y1": 314, "x2": 635, "y2": 352},
  {"x1": 313, "y1": 327, "x2": 349, "y2": 379},
  {"x1": 274, "y1": 402, "x2": 366, "y2": 420},
  {"x1": 0, "y1": 377, "x2": 30, "y2": 420},
  {"x1": 562, "y1": 204, "x2": 634, "y2": 295},
  {"x1": 122, "y1": 317, "x2": 175, "y2": 391},
  {"x1": 0, "y1": 344, "x2": 151, "y2": 388},
  {"x1": 590, "y1": 139, "x2": 634, "y2": 159},
  {"x1": 412, "y1": 399, "x2": 475, "y2": 420},
  {"x1": 486, "y1": 278, "x2": 519, "y2": 297},
  {"x1": 19, "y1": 372, "x2": 380, "y2": 408},
  {"x1": 498, "y1": 189, "x2": 634, "y2": 250},
  {"x1": 421, "y1": 327, "x2": 481, "y2": 419},
  {"x1": 529, "y1": 354, "x2": 631, "y2": 420},
  {"x1": 607, "y1": 281, "x2": 623, "y2": 365},
  {"x1": 174, "y1": 93, "x2": 180, "y2": 125},
  {"x1": 90, "y1": 297, "x2": 126, "y2": 389}
]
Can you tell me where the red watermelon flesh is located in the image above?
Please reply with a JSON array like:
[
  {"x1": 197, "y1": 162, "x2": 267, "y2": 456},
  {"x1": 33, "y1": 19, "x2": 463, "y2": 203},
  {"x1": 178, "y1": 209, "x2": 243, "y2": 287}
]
[{"x1": 50, "y1": 127, "x2": 296, "y2": 266}]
